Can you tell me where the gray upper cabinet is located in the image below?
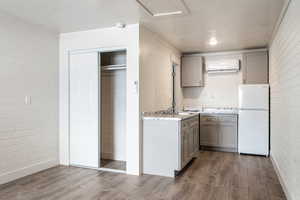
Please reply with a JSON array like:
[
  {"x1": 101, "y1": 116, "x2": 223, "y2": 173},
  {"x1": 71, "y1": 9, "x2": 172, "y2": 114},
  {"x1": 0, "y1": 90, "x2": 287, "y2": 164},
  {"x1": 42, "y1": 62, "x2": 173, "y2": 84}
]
[
  {"x1": 181, "y1": 55, "x2": 203, "y2": 87},
  {"x1": 242, "y1": 51, "x2": 268, "y2": 84}
]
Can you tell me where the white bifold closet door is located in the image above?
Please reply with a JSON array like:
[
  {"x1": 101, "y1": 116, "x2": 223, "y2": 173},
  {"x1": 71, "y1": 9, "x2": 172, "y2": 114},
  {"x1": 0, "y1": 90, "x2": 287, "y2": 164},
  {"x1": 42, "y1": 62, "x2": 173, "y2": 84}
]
[{"x1": 69, "y1": 52, "x2": 100, "y2": 168}]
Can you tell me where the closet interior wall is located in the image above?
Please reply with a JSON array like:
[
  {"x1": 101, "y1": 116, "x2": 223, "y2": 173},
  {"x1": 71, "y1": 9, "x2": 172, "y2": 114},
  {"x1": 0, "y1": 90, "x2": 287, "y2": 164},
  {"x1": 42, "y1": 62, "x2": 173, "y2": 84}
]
[{"x1": 100, "y1": 50, "x2": 127, "y2": 170}]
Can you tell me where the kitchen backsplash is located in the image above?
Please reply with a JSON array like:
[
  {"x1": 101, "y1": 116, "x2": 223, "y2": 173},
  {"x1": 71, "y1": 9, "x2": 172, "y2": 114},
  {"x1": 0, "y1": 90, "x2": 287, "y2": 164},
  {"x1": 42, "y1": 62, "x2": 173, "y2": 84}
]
[{"x1": 182, "y1": 70, "x2": 243, "y2": 108}]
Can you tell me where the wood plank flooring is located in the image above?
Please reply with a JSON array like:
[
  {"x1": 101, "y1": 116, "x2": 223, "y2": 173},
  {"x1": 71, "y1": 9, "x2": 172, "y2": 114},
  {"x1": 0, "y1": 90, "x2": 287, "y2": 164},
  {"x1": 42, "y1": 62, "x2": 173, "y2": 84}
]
[
  {"x1": 0, "y1": 151, "x2": 286, "y2": 200},
  {"x1": 100, "y1": 159, "x2": 126, "y2": 171}
]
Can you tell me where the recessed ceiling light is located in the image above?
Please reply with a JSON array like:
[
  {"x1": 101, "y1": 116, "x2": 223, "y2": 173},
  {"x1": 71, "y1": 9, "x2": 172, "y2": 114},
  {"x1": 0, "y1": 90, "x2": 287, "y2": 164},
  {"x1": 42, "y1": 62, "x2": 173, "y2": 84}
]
[{"x1": 209, "y1": 37, "x2": 218, "y2": 46}]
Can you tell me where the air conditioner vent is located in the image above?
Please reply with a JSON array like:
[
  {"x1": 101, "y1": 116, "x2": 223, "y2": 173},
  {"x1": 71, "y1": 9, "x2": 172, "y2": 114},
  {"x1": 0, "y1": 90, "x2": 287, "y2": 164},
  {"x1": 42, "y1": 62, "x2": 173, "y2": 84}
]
[{"x1": 206, "y1": 59, "x2": 240, "y2": 73}]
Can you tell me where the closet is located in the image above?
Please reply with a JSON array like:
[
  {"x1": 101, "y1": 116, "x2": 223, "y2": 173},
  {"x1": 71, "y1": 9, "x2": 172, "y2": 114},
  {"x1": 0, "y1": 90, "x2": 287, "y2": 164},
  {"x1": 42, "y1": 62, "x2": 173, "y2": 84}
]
[
  {"x1": 100, "y1": 50, "x2": 127, "y2": 171},
  {"x1": 69, "y1": 49, "x2": 127, "y2": 172}
]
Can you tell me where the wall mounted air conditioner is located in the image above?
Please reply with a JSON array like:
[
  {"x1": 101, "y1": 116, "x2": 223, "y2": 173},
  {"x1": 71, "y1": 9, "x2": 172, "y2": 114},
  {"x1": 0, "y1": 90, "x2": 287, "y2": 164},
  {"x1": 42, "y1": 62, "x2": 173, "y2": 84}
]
[{"x1": 206, "y1": 59, "x2": 240, "y2": 73}]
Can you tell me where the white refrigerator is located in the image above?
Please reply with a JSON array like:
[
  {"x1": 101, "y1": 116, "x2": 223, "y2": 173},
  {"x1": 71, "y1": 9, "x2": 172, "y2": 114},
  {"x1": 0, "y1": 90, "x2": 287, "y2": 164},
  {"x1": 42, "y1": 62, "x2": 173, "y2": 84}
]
[{"x1": 238, "y1": 84, "x2": 269, "y2": 156}]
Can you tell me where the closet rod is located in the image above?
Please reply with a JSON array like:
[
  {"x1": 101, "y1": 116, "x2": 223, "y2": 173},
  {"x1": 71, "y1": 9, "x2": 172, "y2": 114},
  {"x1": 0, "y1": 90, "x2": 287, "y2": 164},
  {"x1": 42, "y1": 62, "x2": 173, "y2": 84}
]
[{"x1": 101, "y1": 66, "x2": 127, "y2": 71}]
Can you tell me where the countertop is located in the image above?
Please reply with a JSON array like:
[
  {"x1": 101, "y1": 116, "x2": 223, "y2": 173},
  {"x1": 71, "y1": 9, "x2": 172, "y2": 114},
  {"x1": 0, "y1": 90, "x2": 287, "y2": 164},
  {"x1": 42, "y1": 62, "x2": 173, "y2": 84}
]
[
  {"x1": 184, "y1": 107, "x2": 239, "y2": 115},
  {"x1": 143, "y1": 112, "x2": 199, "y2": 121}
]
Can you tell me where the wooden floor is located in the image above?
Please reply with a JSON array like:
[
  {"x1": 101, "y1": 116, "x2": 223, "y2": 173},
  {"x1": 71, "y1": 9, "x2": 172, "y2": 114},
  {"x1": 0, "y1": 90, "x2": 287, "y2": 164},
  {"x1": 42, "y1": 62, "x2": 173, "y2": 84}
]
[
  {"x1": 100, "y1": 159, "x2": 126, "y2": 171},
  {"x1": 0, "y1": 151, "x2": 286, "y2": 200}
]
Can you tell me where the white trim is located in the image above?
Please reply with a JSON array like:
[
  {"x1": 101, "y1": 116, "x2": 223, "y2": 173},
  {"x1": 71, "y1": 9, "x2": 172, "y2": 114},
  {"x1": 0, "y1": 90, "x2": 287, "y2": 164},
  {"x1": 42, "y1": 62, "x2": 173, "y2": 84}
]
[
  {"x1": 0, "y1": 159, "x2": 59, "y2": 185},
  {"x1": 269, "y1": 0, "x2": 291, "y2": 47},
  {"x1": 270, "y1": 154, "x2": 294, "y2": 200},
  {"x1": 183, "y1": 48, "x2": 268, "y2": 57},
  {"x1": 69, "y1": 46, "x2": 127, "y2": 55},
  {"x1": 70, "y1": 164, "x2": 126, "y2": 174}
]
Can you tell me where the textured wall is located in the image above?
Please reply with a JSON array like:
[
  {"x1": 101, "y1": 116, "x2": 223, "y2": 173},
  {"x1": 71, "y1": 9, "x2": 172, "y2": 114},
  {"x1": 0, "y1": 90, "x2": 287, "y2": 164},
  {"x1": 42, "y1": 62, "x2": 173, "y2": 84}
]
[
  {"x1": 101, "y1": 70, "x2": 126, "y2": 161},
  {"x1": 269, "y1": 0, "x2": 300, "y2": 199},
  {"x1": 139, "y1": 26, "x2": 182, "y2": 112},
  {"x1": 0, "y1": 12, "x2": 59, "y2": 184}
]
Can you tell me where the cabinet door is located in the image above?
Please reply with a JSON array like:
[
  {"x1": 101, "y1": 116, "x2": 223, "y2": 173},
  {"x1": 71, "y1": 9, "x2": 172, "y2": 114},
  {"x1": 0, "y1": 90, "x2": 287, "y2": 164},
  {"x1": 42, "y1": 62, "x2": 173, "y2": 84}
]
[
  {"x1": 218, "y1": 123, "x2": 237, "y2": 149},
  {"x1": 200, "y1": 124, "x2": 218, "y2": 147},
  {"x1": 243, "y1": 51, "x2": 268, "y2": 84},
  {"x1": 193, "y1": 125, "x2": 199, "y2": 154},
  {"x1": 188, "y1": 127, "x2": 194, "y2": 158},
  {"x1": 181, "y1": 129, "x2": 189, "y2": 166},
  {"x1": 181, "y1": 55, "x2": 203, "y2": 87}
]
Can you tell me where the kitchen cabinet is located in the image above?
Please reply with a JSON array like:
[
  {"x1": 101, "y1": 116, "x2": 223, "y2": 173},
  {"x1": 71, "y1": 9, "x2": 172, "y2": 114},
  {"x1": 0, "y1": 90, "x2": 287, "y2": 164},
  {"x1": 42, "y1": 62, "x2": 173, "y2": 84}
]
[
  {"x1": 181, "y1": 128, "x2": 189, "y2": 166},
  {"x1": 200, "y1": 124, "x2": 218, "y2": 147},
  {"x1": 143, "y1": 114, "x2": 199, "y2": 177},
  {"x1": 200, "y1": 114, "x2": 237, "y2": 152},
  {"x1": 218, "y1": 115, "x2": 238, "y2": 149},
  {"x1": 181, "y1": 55, "x2": 204, "y2": 87},
  {"x1": 188, "y1": 129, "x2": 194, "y2": 158},
  {"x1": 192, "y1": 123, "x2": 200, "y2": 155},
  {"x1": 242, "y1": 51, "x2": 268, "y2": 84},
  {"x1": 200, "y1": 116, "x2": 218, "y2": 147},
  {"x1": 181, "y1": 115, "x2": 200, "y2": 167}
]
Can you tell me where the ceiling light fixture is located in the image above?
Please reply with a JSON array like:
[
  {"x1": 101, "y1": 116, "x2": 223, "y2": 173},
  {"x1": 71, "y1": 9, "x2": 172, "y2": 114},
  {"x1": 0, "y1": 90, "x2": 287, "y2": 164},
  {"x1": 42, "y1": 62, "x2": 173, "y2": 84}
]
[{"x1": 209, "y1": 37, "x2": 218, "y2": 46}]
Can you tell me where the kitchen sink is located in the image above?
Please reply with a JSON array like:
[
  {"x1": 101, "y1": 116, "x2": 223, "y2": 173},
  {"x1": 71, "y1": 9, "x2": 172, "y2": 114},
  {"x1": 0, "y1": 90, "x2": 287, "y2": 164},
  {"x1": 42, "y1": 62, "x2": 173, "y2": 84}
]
[
  {"x1": 152, "y1": 110, "x2": 194, "y2": 116},
  {"x1": 178, "y1": 112, "x2": 194, "y2": 116}
]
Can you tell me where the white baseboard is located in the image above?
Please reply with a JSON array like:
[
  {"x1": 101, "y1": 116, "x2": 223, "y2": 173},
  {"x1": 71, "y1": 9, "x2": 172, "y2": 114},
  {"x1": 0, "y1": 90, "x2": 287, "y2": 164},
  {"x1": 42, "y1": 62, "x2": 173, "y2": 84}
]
[
  {"x1": 0, "y1": 159, "x2": 59, "y2": 185},
  {"x1": 270, "y1": 154, "x2": 294, "y2": 200}
]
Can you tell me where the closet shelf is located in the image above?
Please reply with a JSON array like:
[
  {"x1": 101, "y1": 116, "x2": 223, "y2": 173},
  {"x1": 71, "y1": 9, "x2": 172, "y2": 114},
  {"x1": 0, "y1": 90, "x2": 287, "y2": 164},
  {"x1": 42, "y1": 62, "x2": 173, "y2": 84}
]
[{"x1": 101, "y1": 64, "x2": 126, "y2": 71}]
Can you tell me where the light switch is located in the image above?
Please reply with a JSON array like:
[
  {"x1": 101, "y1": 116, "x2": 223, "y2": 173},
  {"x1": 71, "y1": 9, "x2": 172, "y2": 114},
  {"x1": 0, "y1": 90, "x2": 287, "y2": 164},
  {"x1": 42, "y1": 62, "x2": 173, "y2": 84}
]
[
  {"x1": 134, "y1": 81, "x2": 139, "y2": 94},
  {"x1": 25, "y1": 96, "x2": 31, "y2": 105}
]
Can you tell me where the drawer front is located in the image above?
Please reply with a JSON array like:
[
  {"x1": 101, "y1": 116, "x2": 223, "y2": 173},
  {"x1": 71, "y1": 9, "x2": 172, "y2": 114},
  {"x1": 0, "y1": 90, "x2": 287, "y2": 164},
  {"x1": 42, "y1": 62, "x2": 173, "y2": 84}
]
[
  {"x1": 200, "y1": 115, "x2": 218, "y2": 123},
  {"x1": 218, "y1": 115, "x2": 237, "y2": 123}
]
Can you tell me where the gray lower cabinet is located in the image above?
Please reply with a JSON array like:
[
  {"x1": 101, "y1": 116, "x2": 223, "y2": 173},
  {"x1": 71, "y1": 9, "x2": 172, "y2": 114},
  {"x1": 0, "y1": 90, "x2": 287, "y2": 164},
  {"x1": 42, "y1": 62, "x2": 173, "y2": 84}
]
[
  {"x1": 200, "y1": 124, "x2": 218, "y2": 147},
  {"x1": 200, "y1": 114, "x2": 237, "y2": 152},
  {"x1": 218, "y1": 122, "x2": 237, "y2": 149},
  {"x1": 181, "y1": 128, "x2": 189, "y2": 166},
  {"x1": 192, "y1": 123, "x2": 200, "y2": 154},
  {"x1": 181, "y1": 115, "x2": 200, "y2": 168}
]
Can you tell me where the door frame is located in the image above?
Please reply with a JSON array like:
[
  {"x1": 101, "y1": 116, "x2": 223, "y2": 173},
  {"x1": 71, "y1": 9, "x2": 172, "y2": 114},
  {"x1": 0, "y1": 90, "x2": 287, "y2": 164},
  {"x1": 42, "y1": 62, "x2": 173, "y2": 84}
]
[{"x1": 68, "y1": 46, "x2": 128, "y2": 173}]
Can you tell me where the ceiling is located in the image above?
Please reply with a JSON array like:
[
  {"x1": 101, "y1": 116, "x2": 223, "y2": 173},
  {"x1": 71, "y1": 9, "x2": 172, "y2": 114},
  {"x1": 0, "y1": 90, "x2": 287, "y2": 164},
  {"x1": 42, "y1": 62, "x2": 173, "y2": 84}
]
[{"x1": 0, "y1": 0, "x2": 285, "y2": 52}]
